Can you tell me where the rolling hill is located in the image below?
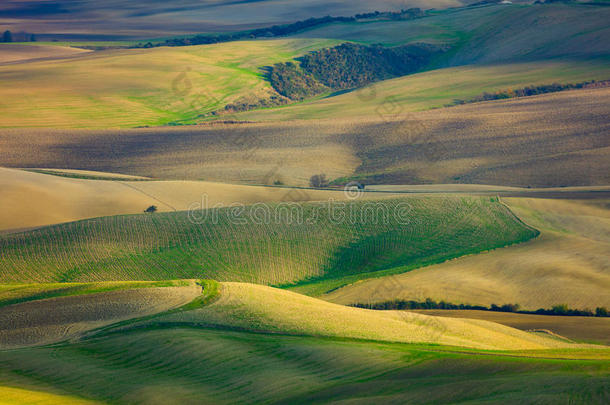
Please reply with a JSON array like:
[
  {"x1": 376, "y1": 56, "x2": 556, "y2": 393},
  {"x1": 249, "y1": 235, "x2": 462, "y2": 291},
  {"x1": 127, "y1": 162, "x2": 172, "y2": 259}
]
[
  {"x1": 324, "y1": 197, "x2": 610, "y2": 310},
  {"x1": 0, "y1": 4, "x2": 608, "y2": 128},
  {"x1": 1, "y1": 86, "x2": 608, "y2": 187},
  {"x1": 0, "y1": 282, "x2": 200, "y2": 348},
  {"x1": 0, "y1": 280, "x2": 608, "y2": 403},
  {"x1": 0, "y1": 196, "x2": 538, "y2": 287},
  {"x1": 138, "y1": 281, "x2": 581, "y2": 350}
]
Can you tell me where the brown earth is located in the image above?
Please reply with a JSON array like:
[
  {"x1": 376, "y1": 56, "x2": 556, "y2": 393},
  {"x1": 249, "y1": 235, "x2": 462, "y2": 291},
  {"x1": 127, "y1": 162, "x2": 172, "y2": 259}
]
[
  {"x1": 412, "y1": 309, "x2": 610, "y2": 345},
  {"x1": 0, "y1": 285, "x2": 200, "y2": 348}
]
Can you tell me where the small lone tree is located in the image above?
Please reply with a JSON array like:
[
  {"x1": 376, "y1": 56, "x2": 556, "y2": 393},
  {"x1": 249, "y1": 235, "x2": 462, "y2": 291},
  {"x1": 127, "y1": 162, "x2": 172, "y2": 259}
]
[
  {"x1": 144, "y1": 205, "x2": 158, "y2": 213},
  {"x1": 309, "y1": 173, "x2": 329, "y2": 188},
  {"x1": 2, "y1": 30, "x2": 12, "y2": 43}
]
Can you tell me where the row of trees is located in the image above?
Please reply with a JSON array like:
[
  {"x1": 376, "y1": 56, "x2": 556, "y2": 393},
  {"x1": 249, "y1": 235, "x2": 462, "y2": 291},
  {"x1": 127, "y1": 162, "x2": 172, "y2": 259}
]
[
  {"x1": 134, "y1": 8, "x2": 426, "y2": 49},
  {"x1": 353, "y1": 298, "x2": 610, "y2": 317},
  {"x1": 452, "y1": 79, "x2": 609, "y2": 106},
  {"x1": 1, "y1": 30, "x2": 37, "y2": 42}
]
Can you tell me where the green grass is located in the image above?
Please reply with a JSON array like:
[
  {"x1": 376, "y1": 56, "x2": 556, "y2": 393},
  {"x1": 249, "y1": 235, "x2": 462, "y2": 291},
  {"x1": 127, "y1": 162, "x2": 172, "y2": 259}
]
[
  {"x1": 0, "y1": 38, "x2": 341, "y2": 128},
  {"x1": 0, "y1": 197, "x2": 538, "y2": 293},
  {"x1": 0, "y1": 327, "x2": 608, "y2": 404}
]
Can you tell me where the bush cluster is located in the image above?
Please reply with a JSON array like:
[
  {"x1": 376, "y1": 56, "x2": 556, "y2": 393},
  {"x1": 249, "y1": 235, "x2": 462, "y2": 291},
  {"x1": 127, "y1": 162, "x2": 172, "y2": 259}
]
[{"x1": 269, "y1": 43, "x2": 441, "y2": 99}]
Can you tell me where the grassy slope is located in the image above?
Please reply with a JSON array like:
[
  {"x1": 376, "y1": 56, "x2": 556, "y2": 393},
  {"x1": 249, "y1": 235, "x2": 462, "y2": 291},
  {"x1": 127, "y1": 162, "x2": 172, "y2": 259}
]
[
  {"x1": 140, "y1": 282, "x2": 581, "y2": 351},
  {"x1": 0, "y1": 167, "x2": 361, "y2": 231},
  {"x1": 0, "y1": 197, "x2": 537, "y2": 287},
  {"x1": 325, "y1": 198, "x2": 610, "y2": 309},
  {"x1": 0, "y1": 38, "x2": 340, "y2": 128},
  {"x1": 0, "y1": 386, "x2": 100, "y2": 405}
]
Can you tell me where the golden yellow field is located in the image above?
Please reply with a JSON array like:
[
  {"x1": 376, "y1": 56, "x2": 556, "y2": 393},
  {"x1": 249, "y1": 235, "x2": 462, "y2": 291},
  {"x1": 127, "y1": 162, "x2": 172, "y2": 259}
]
[
  {"x1": 147, "y1": 282, "x2": 595, "y2": 351},
  {"x1": 325, "y1": 198, "x2": 610, "y2": 310},
  {"x1": 0, "y1": 386, "x2": 101, "y2": 405}
]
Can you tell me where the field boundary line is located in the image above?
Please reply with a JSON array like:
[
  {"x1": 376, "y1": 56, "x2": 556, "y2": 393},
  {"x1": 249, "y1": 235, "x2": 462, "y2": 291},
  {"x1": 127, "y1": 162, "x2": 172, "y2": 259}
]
[{"x1": 118, "y1": 181, "x2": 177, "y2": 211}]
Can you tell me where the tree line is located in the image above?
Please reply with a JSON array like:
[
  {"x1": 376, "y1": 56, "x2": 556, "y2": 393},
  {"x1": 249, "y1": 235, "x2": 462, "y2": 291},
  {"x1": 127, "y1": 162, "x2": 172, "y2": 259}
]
[
  {"x1": 451, "y1": 79, "x2": 610, "y2": 106},
  {"x1": 352, "y1": 298, "x2": 610, "y2": 317},
  {"x1": 133, "y1": 8, "x2": 425, "y2": 48},
  {"x1": 1, "y1": 30, "x2": 37, "y2": 42}
]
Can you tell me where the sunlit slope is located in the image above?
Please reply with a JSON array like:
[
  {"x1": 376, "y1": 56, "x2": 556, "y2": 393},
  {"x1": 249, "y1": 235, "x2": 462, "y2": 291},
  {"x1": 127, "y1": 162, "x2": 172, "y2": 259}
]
[
  {"x1": 325, "y1": 198, "x2": 610, "y2": 309},
  {"x1": 0, "y1": 197, "x2": 537, "y2": 285},
  {"x1": 0, "y1": 167, "x2": 357, "y2": 231},
  {"x1": 0, "y1": 38, "x2": 339, "y2": 128},
  {"x1": 0, "y1": 386, "x2": 100, "y2": 405},
  {"x1": 1, "y1": 87, "x2": 608, "y2": 187},
  {"x1": 237, "y1": 60, "x2": 610, "y2": 121},
  {"x1": 145, "y1": 282, "x2": 579, "y2": 351}
]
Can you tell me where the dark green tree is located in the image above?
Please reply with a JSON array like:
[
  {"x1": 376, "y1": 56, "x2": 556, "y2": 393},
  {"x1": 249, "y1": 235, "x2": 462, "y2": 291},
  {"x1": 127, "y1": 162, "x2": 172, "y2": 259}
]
[
  {"x1": 2, "y1": 30, "x2": 12, "y2": 43},
  {"x1": 144, "y1": 205, "x2": 158, "y2": 213}
]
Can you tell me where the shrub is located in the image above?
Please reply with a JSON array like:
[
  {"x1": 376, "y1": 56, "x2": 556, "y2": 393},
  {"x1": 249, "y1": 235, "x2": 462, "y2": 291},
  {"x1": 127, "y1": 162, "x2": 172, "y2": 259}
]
[
  {"x1": 144, "y1": 205, "x2": 158, "y2": 213},
  {"x1": 309, "y1": 174, "x2": 329, "y2": 188}
]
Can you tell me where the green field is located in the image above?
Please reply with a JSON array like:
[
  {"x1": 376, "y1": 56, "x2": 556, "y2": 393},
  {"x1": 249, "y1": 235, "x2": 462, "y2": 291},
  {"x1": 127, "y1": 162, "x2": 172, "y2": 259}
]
[
  {"x1": 0, "y1": 281, "x2": 608, "y2": 404},
  {"x1": 0, "y1": 38, "x2": 341, "y2": 128},
  {"x1": 0, "y1": 197, "x2": 538, "y2": 292},
  {"x1": 1, "y1": 328, "x2": 607, "y2": 404}
]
